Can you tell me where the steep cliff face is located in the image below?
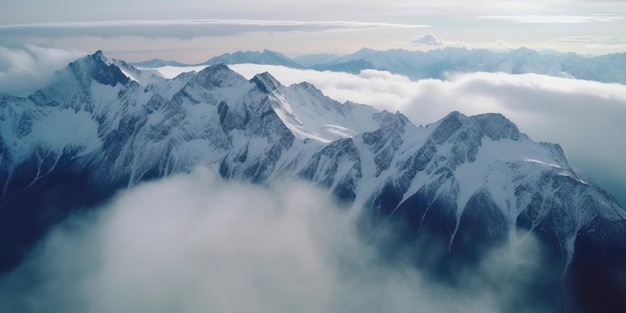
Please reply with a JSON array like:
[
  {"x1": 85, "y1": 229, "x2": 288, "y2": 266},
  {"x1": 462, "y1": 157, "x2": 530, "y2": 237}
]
[{"x1": 1, "y1": 51, "x2": 625, "y2": 312}]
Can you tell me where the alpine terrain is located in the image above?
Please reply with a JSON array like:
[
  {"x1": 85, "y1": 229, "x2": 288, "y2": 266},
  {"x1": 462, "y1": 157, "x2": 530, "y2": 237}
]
[
  {"x1": 1, "y1": 51, "x2": 625, "y2": 312},
  {"x1": 137, "y1": 48, "x2": 626, "y2": 85}
]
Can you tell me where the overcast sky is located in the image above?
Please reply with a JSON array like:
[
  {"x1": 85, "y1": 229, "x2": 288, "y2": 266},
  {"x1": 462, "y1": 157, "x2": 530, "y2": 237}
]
[{"x1": 0, "y1": 0, "x2": 625, "y2": 61}]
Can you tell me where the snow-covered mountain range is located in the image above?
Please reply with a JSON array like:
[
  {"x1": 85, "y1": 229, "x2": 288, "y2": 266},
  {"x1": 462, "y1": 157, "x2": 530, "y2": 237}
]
[
  {"x1": 3, "y1": 51, "x2": 626, "y2": 312},
  {"x1": 308, "y1": 47, "x2": 626, "y2": 83},
  {"x1": 137, "y1": 48, "x2": 626, "y2": 85},
  {"x1": 201, "y1": 49, "x2": 304, "y2": 68}
]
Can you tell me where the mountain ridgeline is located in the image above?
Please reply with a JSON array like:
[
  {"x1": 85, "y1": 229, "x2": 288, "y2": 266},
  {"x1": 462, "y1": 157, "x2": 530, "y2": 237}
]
[
  {"x1": 135, "y1": 47, "x2": 626, "y2": 85},
  {"x1": 306, "y1": 47, "x2": 626, "y2": 83},
  {"x1": 2, "y1": 51, "x2": 626, "y2": 312}
]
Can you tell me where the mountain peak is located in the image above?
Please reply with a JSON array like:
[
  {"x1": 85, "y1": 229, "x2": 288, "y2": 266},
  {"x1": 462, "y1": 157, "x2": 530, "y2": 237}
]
[
  {"x1": 430, "y1": 111, "x2": 525, "y2": 144},
  {"x1": 373, "y1": 110, "x2": 411, "y2": 129},
  {"x1": 87, "y1": 50, "x2": 115, "y2": 66},
  {"x1": 470, "y1": 113, "x2": 523, "y2": 141},
  {"x1": 132, "y1": 58, "x2": 188, "y2": 68},
  {"x1": 204, "y1": 50, "x2": 303, "y2": 68},
  {"x1": 261, "y1": 49, "x2": 279, "y2": 55},
  {"x1": 429, "y1": 111, "x2": 473, "y2": 145},
  {"x1": 200, "y1": 62, "x2": 230, "y2": 73},
  {"x1": 250, "y1": 72, "x2": 283, "y2": 93},
  {"x1": 190, "y1": 63, "x2": 245, "y2": 88},
  {"x1": 443, "y1": 110, "x2": 465, "y2": 120},
  {"x1": 68, "y1": 51, "x2": 129, "y2": 87},
  {"x1": 355, "y1": 47, "x2": 377, "y2": 54}
]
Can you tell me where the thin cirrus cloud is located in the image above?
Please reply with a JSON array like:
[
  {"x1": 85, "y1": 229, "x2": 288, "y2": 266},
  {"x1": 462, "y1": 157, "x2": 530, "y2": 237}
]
[
  {"x1": 553, "y1": 36, "x2": 626, "y2": 45},
  {"x1": 0, "y1": 19, "x2": 431, "y2": 40},
  {"x1": 477, "y1": 15, "x2": 623, "y2": 24}
]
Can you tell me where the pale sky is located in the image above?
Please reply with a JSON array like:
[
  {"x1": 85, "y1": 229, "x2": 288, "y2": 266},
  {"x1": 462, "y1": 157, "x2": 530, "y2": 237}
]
[{"x1": 0, "y1": 0, "x2": 625, "y2": 62}]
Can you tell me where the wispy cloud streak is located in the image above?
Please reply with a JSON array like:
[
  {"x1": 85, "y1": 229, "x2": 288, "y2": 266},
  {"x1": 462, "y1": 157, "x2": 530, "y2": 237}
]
[
  {"x1": 477, "y1": 15, "x2": 623, "y2": 24},
  {"x1": 0, "y1": 19, "x2": 430, "y2": 39}
]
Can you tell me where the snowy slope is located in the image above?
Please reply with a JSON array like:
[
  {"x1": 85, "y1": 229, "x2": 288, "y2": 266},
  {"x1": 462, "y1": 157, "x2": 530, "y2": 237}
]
[{"x1": 1, "y1": 52, "x2": 625, "y2": 311}]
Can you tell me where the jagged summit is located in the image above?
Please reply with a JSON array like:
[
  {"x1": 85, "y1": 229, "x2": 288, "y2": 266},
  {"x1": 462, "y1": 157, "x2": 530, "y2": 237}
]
[
  {"x1": 250, "y1": 71, "x2": 283, "y2": 93},
  {"x1": 374, "y1": 110, "x2": 409, "y2": 124},
  {"x1": 69, "y1": 50, "x2": 129, "y2": 87},
  {"x1": 471, "y1": 112, "x2": 522, "y2": 141},
  {"x1": 132, "y1": 58, "x2": 188, "y2": 68},
  {"x1": 91, "y1": 49, "x2": 106, "y2": 58},
  {"x1": 428, "y1": 111, "x2": 525, "y2": 146},
  {"x1": 190, "y1": 63, "x2": 247, "y2": 89},
  {"x1": 202, "y1": 49, "x2": 304, "y2": 68}
]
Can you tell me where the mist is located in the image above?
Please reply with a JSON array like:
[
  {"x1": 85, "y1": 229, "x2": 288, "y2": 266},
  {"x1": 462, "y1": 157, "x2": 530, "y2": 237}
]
[
  {"x1": 0, "y1": 45, "x2": 83, "y2": 96},
  {"x1": 0, "y1": 168, "x2": 552, "y2": 313}
]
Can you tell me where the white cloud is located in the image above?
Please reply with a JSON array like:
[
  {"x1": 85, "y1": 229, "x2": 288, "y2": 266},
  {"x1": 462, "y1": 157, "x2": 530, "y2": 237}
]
[
  {"x1": 0, "y1": 45, "x2": 83, "y2": 96},
  {"x1": 409, "y1": 33, "x2": 466, "y2": 46},
  {"x1": 0, "y1": 169, "x2": 549, "y2": 313},
  {"x1": 410, "y1": 33, "x2": 445, "y2": 46},
  {"x1": 489, "y1": 40, "x2": 513, "y2": 48}
]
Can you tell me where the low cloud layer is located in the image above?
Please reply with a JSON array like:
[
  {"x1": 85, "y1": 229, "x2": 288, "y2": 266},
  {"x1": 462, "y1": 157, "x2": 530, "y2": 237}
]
[
  {"x1": 0, "y1": 45, "x2": 83, "y2": 96},
  {"x1": 229, "y1": 64, "x2": 626, "y2": 208},
  {"x1": 0, "y1": 169, "x2": 550, "y2": 313}
]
